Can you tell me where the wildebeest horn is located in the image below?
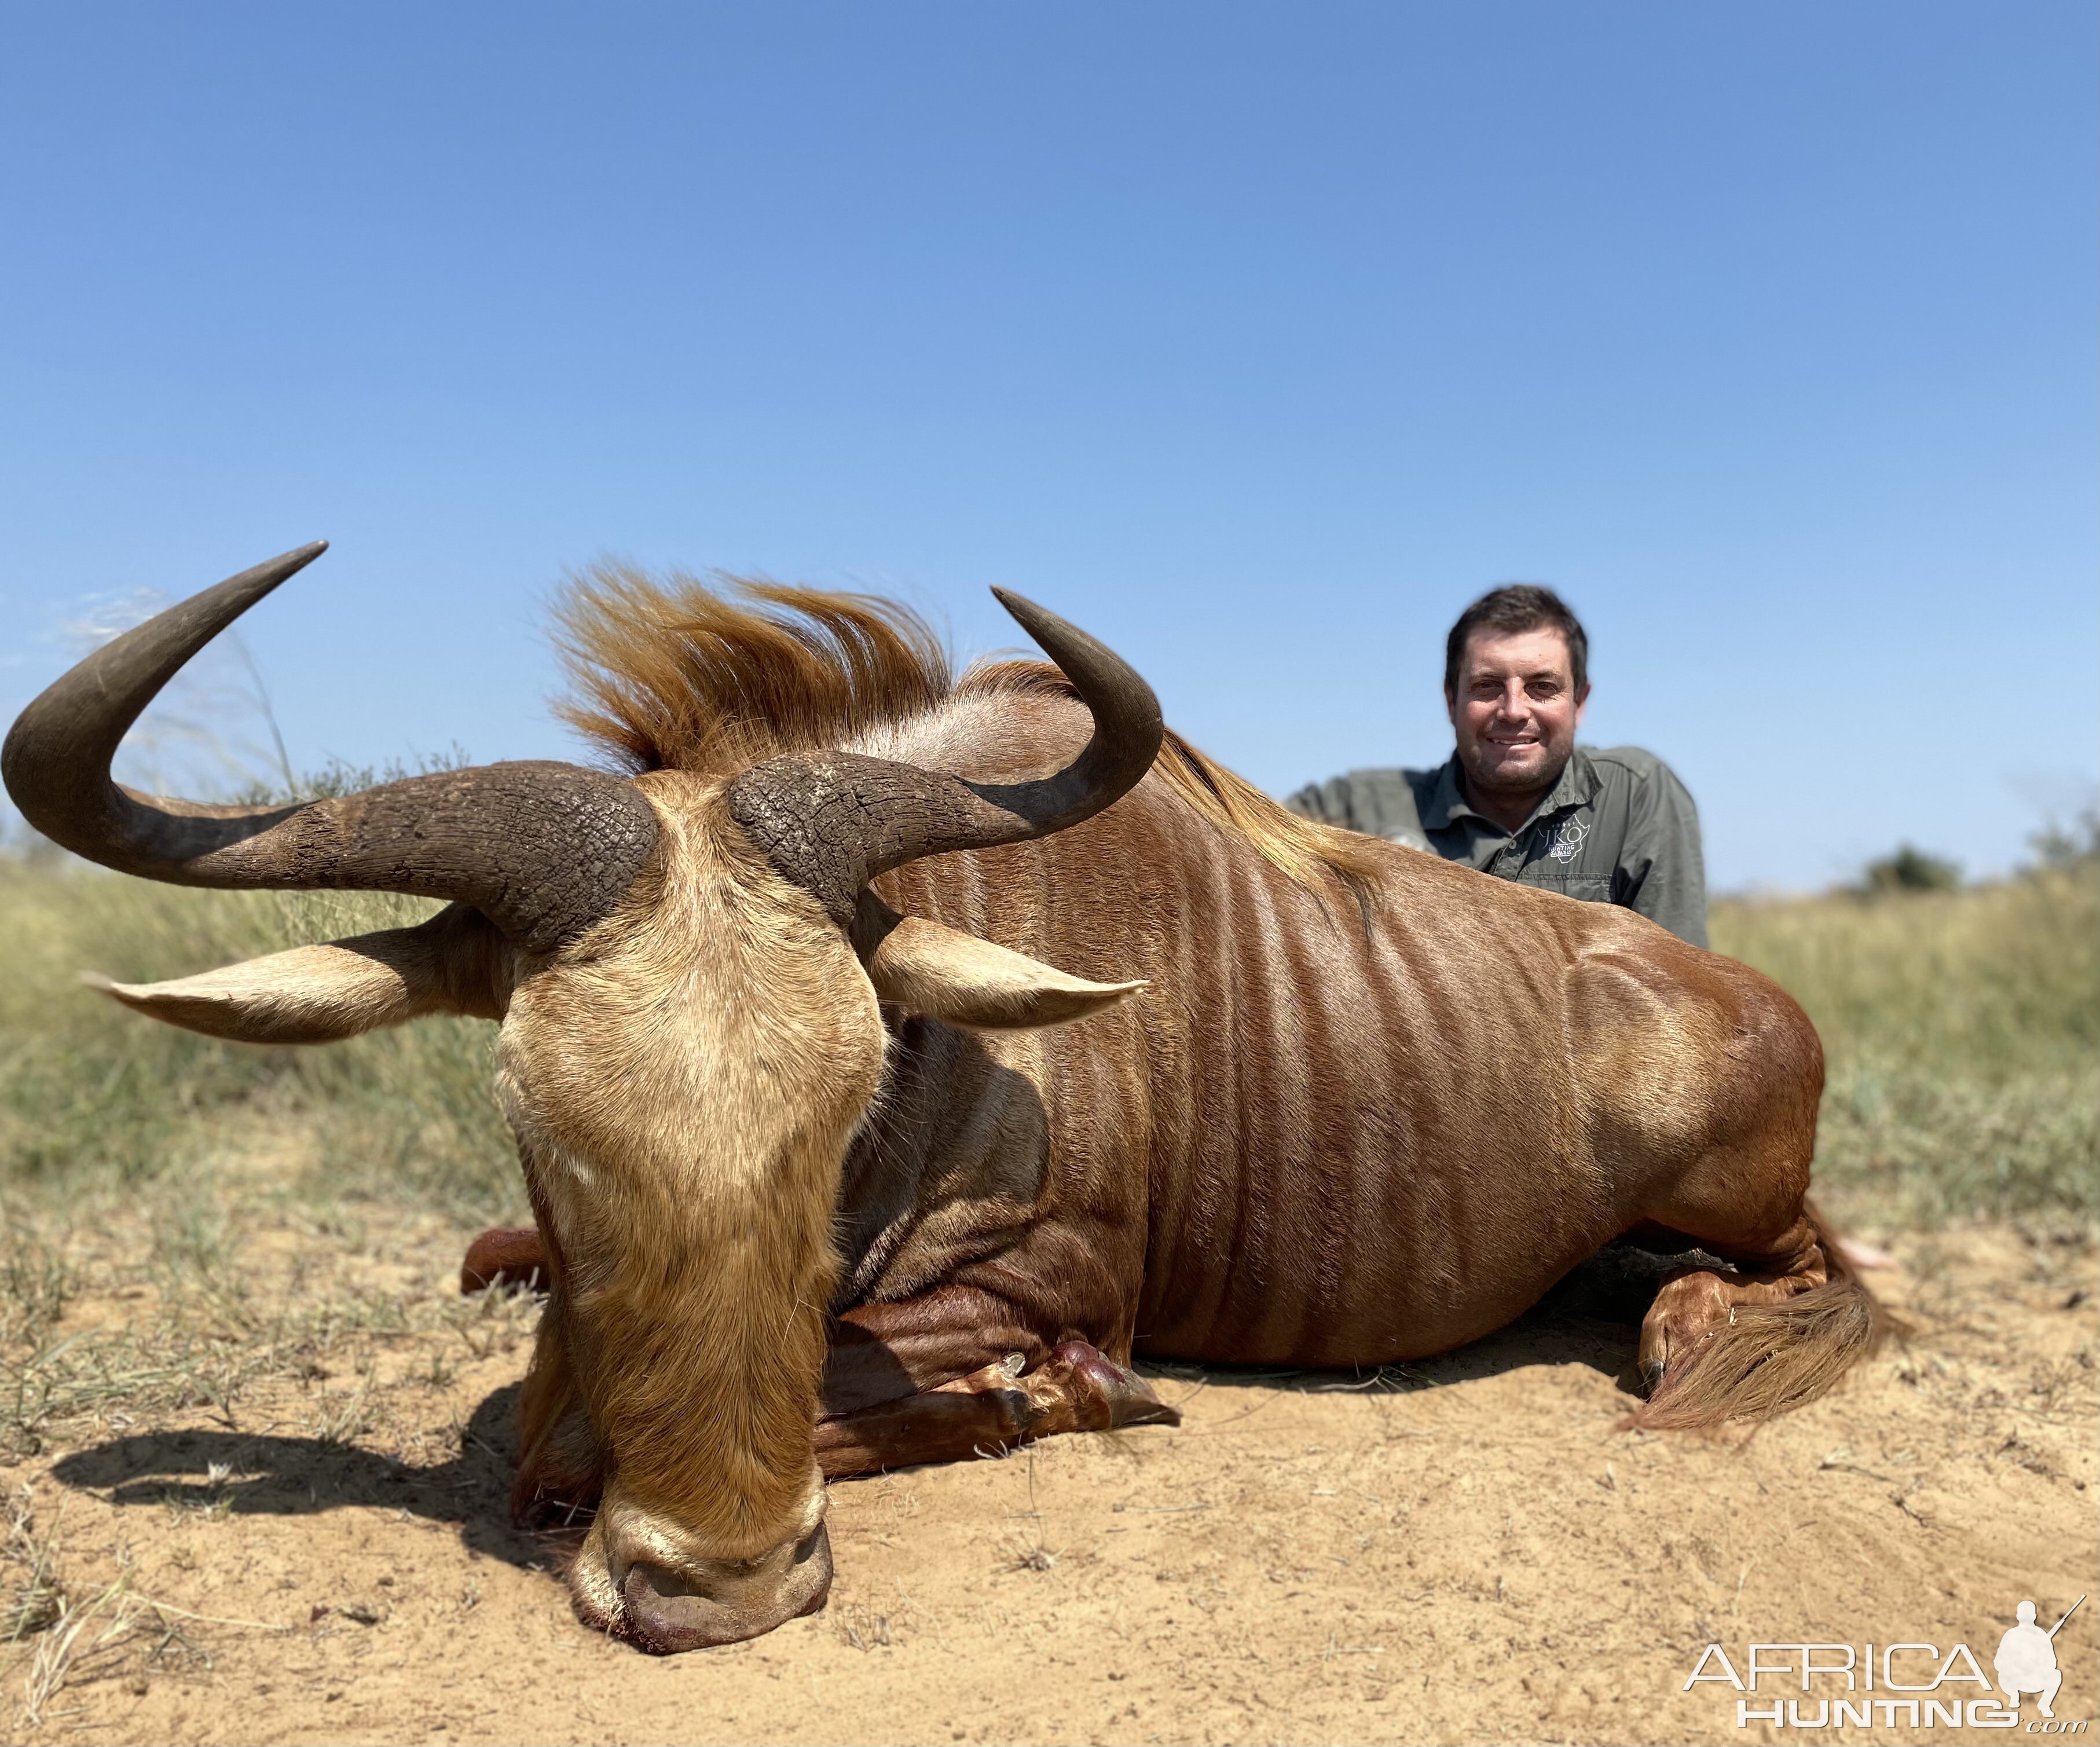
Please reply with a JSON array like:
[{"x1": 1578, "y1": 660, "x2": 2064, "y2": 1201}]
[
  {"x1": 1, "y1": 544, "x2": 660, "y2": 954},
  {"x1": 725, "y1": 588, "x2": 1164, "y2": 925}
]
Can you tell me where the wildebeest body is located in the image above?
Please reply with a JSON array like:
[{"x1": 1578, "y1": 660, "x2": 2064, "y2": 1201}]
[{"x1": 826, "y1": 688, "x2": 1824, "y2": 1397}]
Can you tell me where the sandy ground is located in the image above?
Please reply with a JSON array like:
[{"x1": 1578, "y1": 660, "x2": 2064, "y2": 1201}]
[{"x1": 1, "y1": 1191, "x2": 2092, "y2": 1746}]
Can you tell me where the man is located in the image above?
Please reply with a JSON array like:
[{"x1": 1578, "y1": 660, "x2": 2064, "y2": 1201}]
[{"x1": 1287, "y1": 585, "x2": 1708, "y2": 947}]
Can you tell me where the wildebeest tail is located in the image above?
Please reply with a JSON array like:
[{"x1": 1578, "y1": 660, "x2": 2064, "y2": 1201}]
[{"x1": 1632, "y1": 1200, "x2": 1889, "y2": 1431}]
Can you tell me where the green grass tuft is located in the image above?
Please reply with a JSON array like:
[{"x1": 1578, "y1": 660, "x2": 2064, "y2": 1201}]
[
  {"x1": 0, "y1": 865, "x2": 519, "y2": 1222},
  {"x1": 1712, "y1": 860, "x2": 2098, "y2": 1230}
]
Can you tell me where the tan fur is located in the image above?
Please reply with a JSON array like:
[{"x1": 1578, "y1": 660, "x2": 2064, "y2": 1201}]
[
  {"x1": 962, "y1": 659, "x2": 1386, "y2": 900},
  {"x1": 553, "y1": 568, "x2": 954, "y2": 780},
  {"x1": 1631, "y1": 1199, "x2": 1888, "y2": 1429},
  {"x1": 1152, "y1": 723, "x2": 1385, "y2": 900},
  {"x1": 496, "y1": 769, "x2": 886, "y2": 1582}
]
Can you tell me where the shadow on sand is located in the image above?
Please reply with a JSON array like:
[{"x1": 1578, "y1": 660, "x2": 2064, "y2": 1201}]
[
  {"x1": 49, "y1": 1246, "x2": 1707, "y2": 1528},
  {"x1": 1134, "y1": 1240, "x2": 1706, "y2": 1400},
  {"x1": 48, "y1": 1382, "x2": 549, "y2": 1570}
]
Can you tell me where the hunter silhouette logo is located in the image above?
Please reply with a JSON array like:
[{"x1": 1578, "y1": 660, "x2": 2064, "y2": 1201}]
[
  {"x1": 1682, "y1": 1594, "x2": 2088, "y2": 1732},
  {"x1": 1997, "y1": 1596, "x2": 2082, "y2": 1719}
]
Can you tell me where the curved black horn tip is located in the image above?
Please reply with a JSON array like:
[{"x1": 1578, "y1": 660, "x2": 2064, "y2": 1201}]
[
  {"x1": 987, "y1": 586, "x2": 1116, "y2": 665},
  {"x1": 987, "y1": 585, "x2": 1051, "y2": 642},
  {"x1": 2, "y1": 539, "x2": 333, "y2": 830},
  {"x1": 157, "y1": 537, "x2": 331, "y2": 643},
  {"x1": 237, "y1": 539, "x2": 331, "y2": 591},
  {"x1": 988, "y1": 585, "x2": 1161, "y2": 723},
  {"x1": 259, "y1": 539, "x2": 331, "y2": 585},
  {"x1": 185, "y1": 540, "x2": 332, "y2": 622}
]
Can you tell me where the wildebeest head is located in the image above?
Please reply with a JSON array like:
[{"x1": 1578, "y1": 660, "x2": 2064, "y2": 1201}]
[{"x1": 2, "y1": 544, "x2": 1163, "y2": 1651}]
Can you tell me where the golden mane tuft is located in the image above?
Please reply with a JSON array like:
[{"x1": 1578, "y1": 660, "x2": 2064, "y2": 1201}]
[
  {"x1": 556, "y1": 568, "x2": 1380, "y2": 899},
  {"x1": 555, "y1": 566, "x2": 953, "y2": 778}
]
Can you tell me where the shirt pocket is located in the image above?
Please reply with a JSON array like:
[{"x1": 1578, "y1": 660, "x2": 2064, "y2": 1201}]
[{"x1": 1526, "y1": 870, "x2": 1612, "y2": 902}]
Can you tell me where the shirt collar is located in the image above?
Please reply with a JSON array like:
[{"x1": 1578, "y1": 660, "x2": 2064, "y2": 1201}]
[{"x1": 1424, "y1": 748, "x2": 1599, "y2": 834}]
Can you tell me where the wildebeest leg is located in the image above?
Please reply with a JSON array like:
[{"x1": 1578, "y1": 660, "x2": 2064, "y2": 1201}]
[
  {"x1": 1631, "y1": 1199, "x2": 1884, "y2": 1433},
  {"x1": 461, "y1": 1225, "x2": 548, "y2": 1293},
  {"x1": 820, "y1": 1286, "x2": 1060, "y2": 1415},
  {"x1": 1636, "y1": 1213, "x2": 1830, "y2": 1392},
  {"x1": 512, "y1": 1303, "x2": 604, "y2": 1525},
  {"x1": 459, "y1": 1224, "x2": 602, "y2": 1521},
  {"x1": 815, "y1": 1339, "x2": 1178, "y2": 1479}
]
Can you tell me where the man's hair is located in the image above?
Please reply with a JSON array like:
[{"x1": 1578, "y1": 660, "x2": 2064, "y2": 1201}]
[{"x1": 1443, "y1": 584, "x2": 1588, "y2": 698}]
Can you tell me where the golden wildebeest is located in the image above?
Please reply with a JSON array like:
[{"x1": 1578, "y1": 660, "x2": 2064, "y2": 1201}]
[{"x1": 3, "y1": 544, "x2": 1880, "y2": 1653}]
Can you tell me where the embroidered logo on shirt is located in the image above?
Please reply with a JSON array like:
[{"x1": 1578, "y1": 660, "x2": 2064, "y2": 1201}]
[{"x1": 1542, "y1": 814, "x2": 1590, "y2": 864}]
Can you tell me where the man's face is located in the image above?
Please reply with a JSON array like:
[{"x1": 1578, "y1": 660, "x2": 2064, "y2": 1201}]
[{"x1": 1445, "y1": 627, "x2": 1588, "y2": 800}]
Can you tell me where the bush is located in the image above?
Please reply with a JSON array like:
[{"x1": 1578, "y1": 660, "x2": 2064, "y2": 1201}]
[{"x1": 1858, "y1": 844, "x2": 1962, "y2": 893}]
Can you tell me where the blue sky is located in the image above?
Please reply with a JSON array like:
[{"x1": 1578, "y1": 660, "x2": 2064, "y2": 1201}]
[{"x1": 3, "y1": 4, "x2": 2092, "y2": 891}]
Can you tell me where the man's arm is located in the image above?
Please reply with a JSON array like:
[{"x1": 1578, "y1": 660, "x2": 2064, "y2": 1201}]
[
  {"x1": 1615, "y1": 760, "x2": 1709, "y2": 948},
  {"x1": 1288, "y1": 769, "x2": 1438, "y2": 850},
  {"x1": 1284, "y1": 776, "x2": 1354, "y2": 829}
]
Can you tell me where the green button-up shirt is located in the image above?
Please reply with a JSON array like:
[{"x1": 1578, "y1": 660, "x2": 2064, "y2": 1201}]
[{"x1": 1285, "y1": 746, "x2": 1709, "y2": 947}]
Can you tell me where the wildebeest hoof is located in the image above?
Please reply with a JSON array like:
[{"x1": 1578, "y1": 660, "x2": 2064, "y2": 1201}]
[{"x1": 1040, "y1": 1341, "x2": 1182, "y2": 1431}]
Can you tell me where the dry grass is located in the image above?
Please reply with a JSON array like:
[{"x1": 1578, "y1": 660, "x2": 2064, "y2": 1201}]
[
  {"x1": 4, "y1": 842, "x2": 2086, "y2": 1241},
  {"x1": 0, "y1": 863, "x2": 541, "y2": 1671},
  {"x1": 0, "y1": 862, "x2": 519, "y2": 1218},
  {"x1": 1711, "y1": 858, "x2": 2099, "y2": 1233},
  {"x1": 0, "y1": 1145, "x2": 544, "y2": 1732},
  {"x1": 0, "y1": 1151, "x2": 541, "y2": 1462}
]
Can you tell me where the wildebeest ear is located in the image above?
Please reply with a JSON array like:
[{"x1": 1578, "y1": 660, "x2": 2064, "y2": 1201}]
[
  {"x1": 854, "y1": 899, "x2": 1145, "y2": 1031},
  {"x1": 84, "y1": 903, "x2": 510, "y2": 1045}
]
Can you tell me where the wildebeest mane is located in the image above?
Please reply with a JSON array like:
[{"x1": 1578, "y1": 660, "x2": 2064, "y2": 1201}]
[{"x1": 555, "y1": 565, "x2": 1379, "y2": 896}]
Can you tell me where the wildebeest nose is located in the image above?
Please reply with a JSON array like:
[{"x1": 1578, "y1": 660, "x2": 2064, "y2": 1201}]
[{"x1": 618, "y1": 1522, "x2": 834, "y2": 1654}]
